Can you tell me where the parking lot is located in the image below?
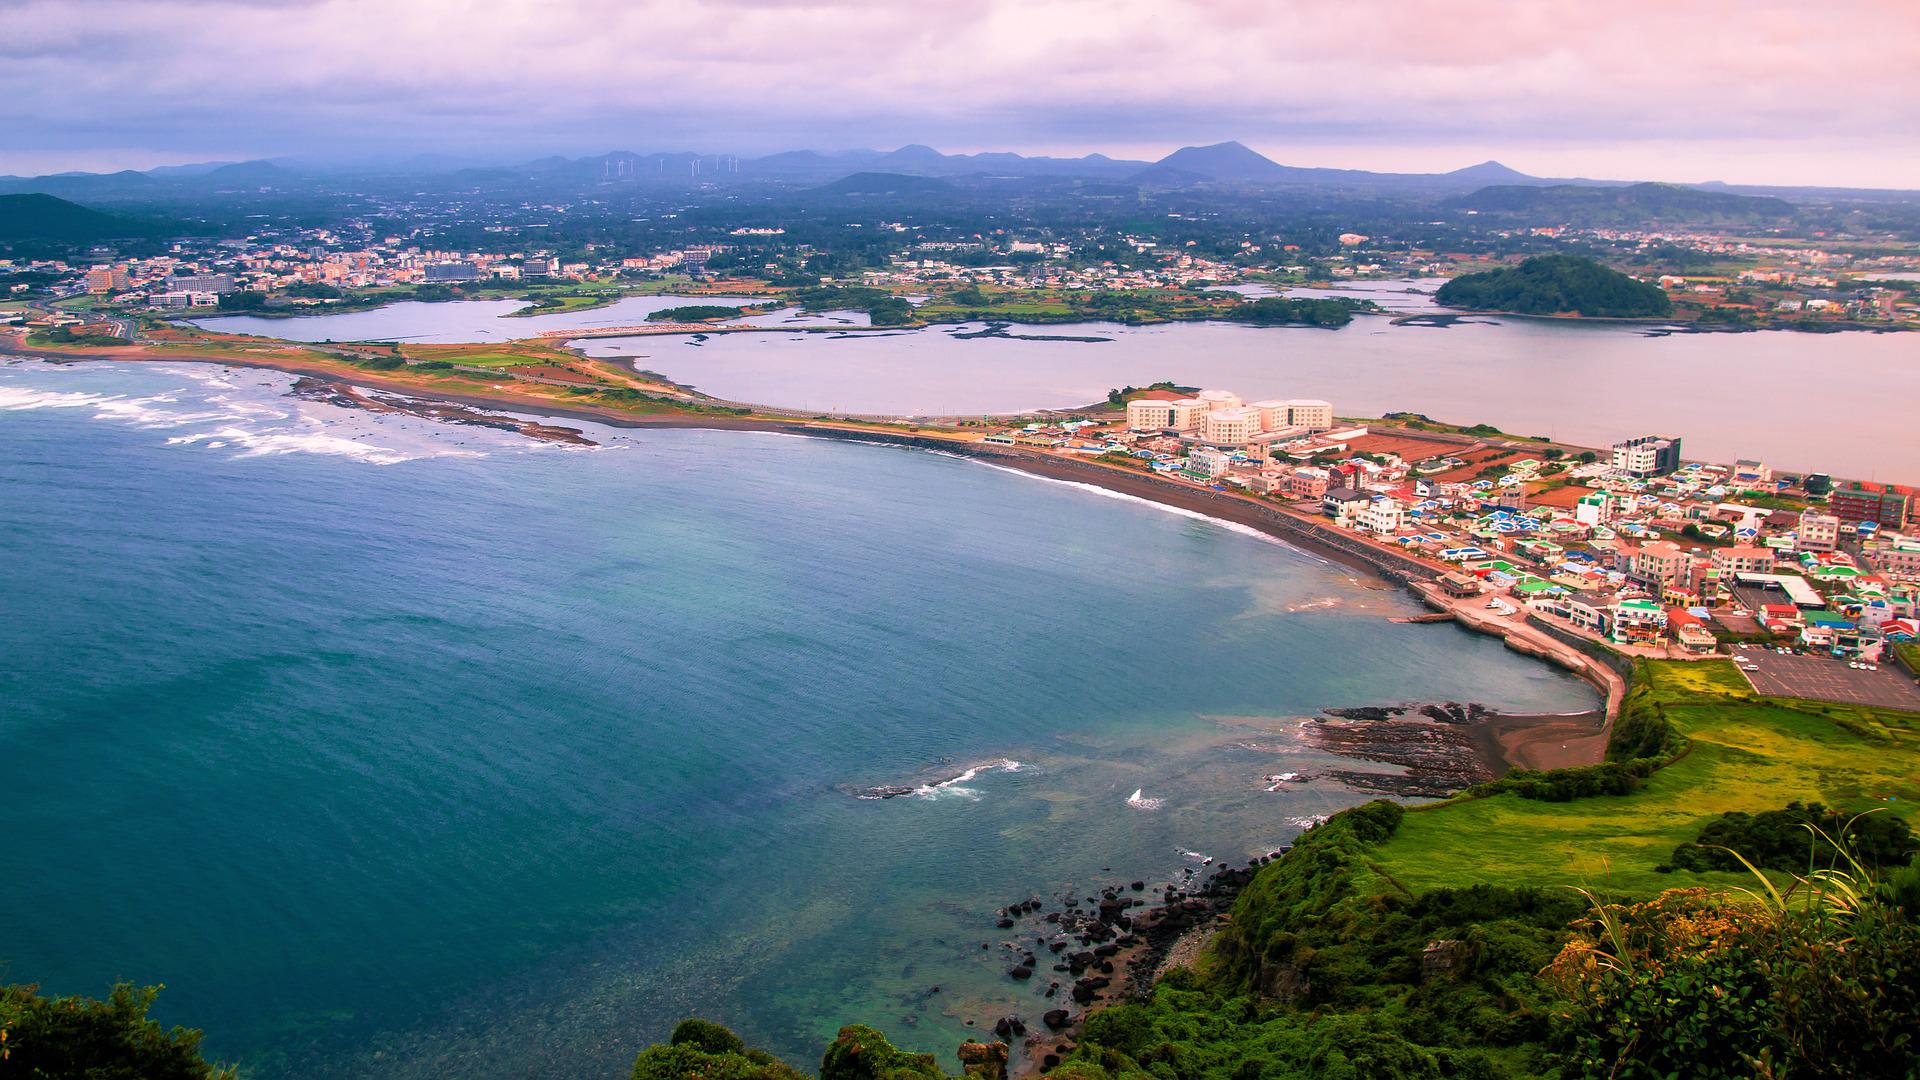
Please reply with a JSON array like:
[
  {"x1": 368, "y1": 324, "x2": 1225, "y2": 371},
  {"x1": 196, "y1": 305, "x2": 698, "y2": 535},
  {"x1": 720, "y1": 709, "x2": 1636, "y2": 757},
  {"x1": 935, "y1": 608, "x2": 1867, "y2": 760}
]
[{"x1": 1733, "y1": 647, "x2": 1920, "y2": 712}]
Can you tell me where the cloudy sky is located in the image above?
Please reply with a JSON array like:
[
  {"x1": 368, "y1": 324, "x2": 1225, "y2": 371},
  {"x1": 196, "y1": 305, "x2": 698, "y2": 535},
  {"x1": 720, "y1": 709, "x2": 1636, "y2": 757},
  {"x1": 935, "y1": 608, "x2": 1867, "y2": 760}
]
[{"x1": 6, "y1": 0, "x2": 1917, "y2": 186}]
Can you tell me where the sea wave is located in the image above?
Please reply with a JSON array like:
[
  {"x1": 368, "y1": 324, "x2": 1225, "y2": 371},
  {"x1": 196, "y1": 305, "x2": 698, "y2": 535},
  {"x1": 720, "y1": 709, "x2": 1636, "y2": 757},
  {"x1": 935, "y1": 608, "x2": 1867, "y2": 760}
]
[
  {"x1": 0, "y1": 367, "x2": 487, "y2": 465},
  {"x1": 850, "y1": 757, "x2": 1024, "y2": 801}
]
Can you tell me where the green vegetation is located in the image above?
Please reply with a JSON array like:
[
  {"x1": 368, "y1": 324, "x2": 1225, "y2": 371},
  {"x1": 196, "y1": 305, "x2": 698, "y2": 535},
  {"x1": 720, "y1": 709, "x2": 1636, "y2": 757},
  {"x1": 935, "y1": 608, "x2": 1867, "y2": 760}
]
[
  {"x1": 1548, "y1": 839, "x2": 1920, "y2": 1078},
  {"x1": 1371, "y1": 660, "x2": 1914, "y2": 898},
  {"x1": 1436, "y1": 255, "x2": 1673, "y2": 318},
  {"x1": 648, "y1": 304, "x2": 754, "y2": 322},
  {"x1": 633, "y1": 1020, "x2": 985, "y2": 1080},
  {"x1": 1221, "y1": 295, "x2": 1361, "y2": 328},
  {"x1": 502, "y1": 291, "x2": 620, "y2": 317},
  {"x1": 1104, "y1": 381, "x2": 1194, "y2": 406},
  {"x1": 25, "y1": 324, "x2": 125, "y2": 347},
  {"x1": 0, "y1": 982, "x2": 234, "y2": 1079},
  {"x1": 0, "y1": 192, "x2": 165, "y2": 243},
  {"x1": 1449, "y1": 182, "x2": 1796, "y2": 227},
  {"x1": 1896, "y1": 642, "x2": 1920, "y2": 676},
  {"x1": 788, "y1": 285, "x2": 916, "y2": 325},
  {"x1": 1658, "y1": 802, "x2": 1916, "y2": 874}
]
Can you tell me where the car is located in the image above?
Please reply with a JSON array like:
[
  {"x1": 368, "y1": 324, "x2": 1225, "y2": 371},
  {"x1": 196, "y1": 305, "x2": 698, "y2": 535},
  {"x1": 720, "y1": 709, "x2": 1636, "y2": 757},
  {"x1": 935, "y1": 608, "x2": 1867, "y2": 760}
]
[{"x1": 1868, "y1": 664, "x2": 1879, "y2": 672}]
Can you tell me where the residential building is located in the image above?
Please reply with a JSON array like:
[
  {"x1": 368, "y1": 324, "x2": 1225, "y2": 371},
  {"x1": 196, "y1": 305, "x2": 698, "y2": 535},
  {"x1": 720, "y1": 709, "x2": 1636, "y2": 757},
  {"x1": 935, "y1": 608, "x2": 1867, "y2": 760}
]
[
  {"x1": 1711, "y1": 545, "x2": 1774, "y2": 576},
  {"x1": 1732, "y1": 459, "x2": 1772, "y2": 488},
  {"x1": 1574, "y1": 492, "x2": 1609, "y2": 527},
  {"x1": 1285, "y1": 468, "x2": 1330, "y2": 500},
  {"x1": 1609, "y1": 598, "x2": 1669, "y2": 645},
  {"x1": 1611, "y1": 434, "x2": 1683, "y2": 478},
  {"x1": 1183, "y1": 447, "x2": 1231, "y2": 479},
  {"x1": 1631, "y1": 540, "x2": 1693, "y2": 588},
  {"x1": 1323, "y1": 487, "x2": 1370, "y2": 528},
  {"x1": 1828, "y1": 483, "x2": 1911, "y2": 528},
  {"x1": 1357, "y1": 496, "x2": 1404, "y2": 536},
  {"x1": 1798, "y1": 510, "x2": 1841, "y2": 553},
  {"x1": 1873, "y1": 533, "x2": 1920, "y2": 580},
  {"x1": 1667, "y1": 609, "x2": 1717, "y2": 654}
]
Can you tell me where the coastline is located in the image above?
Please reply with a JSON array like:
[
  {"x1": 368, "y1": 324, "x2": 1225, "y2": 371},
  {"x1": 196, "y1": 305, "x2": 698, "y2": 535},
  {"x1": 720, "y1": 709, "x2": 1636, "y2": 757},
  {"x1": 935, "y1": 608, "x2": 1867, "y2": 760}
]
[
  {"x1": 5, "y1": 343, "x2": 1621, "y2": 764},
  {"x1": 5, "y1": 344, "x2": 1637, "y2": 1074}
]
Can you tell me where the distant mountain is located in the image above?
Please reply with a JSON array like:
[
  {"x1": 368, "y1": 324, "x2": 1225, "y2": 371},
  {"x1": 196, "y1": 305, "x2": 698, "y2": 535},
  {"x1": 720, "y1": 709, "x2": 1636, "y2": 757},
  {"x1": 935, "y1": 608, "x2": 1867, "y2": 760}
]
[
  {"x1": 144, "y1": 160, "x2": 238, "y2": 179},
  {"x1": 1134, "y1": 141, "x2": 1290, "y2": 184},
  {"x1": 1450, "y1": 181, "x2": 1796, "y2": 223},
  {"x1": 1435, "y1": 254, "x2": 1673, "y2": 318},
  {"x1": 0, "y1": 169, "x2": 157, "y2": 199},
  {"x1": 197, "y1": 160, "x2": 292, "y2": 185},
  {"x1": 812, "y1": 172, "x2": 954, "y2": 196},
  {"x1": 1130, "y1": 143, "x2": 1562, "y2": 193},
  {"x1": 0, "y1": 193, "x2": 160, "y2": 242},
  {"x1": 1446, "y1": 160, "x2": 1534, "y2": 184}
]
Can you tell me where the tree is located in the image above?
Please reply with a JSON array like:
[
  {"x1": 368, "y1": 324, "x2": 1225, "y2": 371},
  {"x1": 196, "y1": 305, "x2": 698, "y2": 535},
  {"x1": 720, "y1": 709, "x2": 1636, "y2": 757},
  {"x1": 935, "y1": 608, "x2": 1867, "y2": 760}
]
[{"x1": 0, "y1": 982, "x2": 234, "y2": 1080}]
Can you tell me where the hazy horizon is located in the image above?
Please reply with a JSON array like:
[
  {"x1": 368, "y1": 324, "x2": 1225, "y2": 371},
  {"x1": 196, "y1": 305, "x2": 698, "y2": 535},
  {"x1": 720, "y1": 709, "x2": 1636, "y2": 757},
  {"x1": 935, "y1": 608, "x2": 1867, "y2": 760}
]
[{"x1": 6, "y1": 0, "x2": 1918, "y2": 188}]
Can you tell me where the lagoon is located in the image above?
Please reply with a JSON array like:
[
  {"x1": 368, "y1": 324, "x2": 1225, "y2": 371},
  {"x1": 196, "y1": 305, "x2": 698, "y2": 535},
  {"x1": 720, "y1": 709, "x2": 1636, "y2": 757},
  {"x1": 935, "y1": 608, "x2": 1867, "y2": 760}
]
[
  {"x1": 577, "y1": 315, "x2": 1919, "y2": 479},
  {"x1": 194, "y1": 295, "x2": 1919, "y2": 478}
]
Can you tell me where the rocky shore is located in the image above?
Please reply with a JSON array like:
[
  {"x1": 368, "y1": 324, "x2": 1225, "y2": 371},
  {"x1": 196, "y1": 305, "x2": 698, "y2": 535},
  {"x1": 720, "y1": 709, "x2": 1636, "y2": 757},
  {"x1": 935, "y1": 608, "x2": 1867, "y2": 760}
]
[{"x1": 969, "y1": 855, "x2": 1274, "y2": 1076}]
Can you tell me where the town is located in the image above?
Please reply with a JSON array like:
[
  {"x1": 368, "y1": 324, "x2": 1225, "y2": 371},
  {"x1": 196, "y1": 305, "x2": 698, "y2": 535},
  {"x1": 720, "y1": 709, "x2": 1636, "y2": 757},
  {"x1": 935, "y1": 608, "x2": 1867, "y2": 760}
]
[{"x1": 976, "y1": 386, "x2": 1920, "y2": 706}]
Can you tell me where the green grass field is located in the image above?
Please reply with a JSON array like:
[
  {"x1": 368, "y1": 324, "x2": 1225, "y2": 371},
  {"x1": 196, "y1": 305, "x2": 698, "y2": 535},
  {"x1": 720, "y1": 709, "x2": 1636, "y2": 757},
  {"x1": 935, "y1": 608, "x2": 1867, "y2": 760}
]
[{"x1": 1367, "y1": 659, "x2": 1918, "y2": 898}]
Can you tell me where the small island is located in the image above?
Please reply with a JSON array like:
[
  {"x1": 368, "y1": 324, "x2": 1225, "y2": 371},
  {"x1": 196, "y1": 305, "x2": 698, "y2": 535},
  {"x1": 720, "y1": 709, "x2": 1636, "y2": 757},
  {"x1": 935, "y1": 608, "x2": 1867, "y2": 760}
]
[{"x1": 1436, "y1": 254, "x2": 1674, "y2": 318}]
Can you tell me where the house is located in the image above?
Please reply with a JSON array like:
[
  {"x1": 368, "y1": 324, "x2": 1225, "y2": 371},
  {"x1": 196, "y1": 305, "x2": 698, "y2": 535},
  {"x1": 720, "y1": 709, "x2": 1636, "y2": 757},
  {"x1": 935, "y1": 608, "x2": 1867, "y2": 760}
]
[
  {"x1": 1323, "y1": 488, "x2": 1370, "y2": 528},
  {"x1": 1608, "y1": 598, "x2": 1669, "y2": 645},
  {"x1": 1667, "y1": 608, "x2": 1717, "y2": 654},
  {"x1": 1357, "y1": 496, "x2": 1404, "y2": 536},
  {"x1": 1798, "y1": 510, "x2": 1841, "y2": 553}
]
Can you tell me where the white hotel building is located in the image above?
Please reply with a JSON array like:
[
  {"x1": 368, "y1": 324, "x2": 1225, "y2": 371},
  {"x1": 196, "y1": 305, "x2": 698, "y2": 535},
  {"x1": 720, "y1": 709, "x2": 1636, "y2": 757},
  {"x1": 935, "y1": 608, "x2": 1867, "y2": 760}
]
[{"x1": 1126, "y1": 390, "x2": 1334, "y2": 450}]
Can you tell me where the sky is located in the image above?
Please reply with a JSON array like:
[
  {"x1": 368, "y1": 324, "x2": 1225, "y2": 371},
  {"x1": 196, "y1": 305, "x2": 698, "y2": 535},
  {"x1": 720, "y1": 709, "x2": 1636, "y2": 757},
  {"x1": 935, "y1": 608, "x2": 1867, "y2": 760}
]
[{"x1": 6, "y1": 0, "x2": 1918, "y2": 187}]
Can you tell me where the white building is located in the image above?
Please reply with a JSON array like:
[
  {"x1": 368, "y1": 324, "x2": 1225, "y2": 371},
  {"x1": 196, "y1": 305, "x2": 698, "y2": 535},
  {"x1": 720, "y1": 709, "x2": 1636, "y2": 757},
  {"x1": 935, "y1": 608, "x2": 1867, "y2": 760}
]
[
  {"x1": 1357, "y1": 496, "x2": 1404, "y2": 535},
  {"x1": 1202, "y1": 407, "x2": 1263, "y2": 446},
  {"x1": 1284, "y1": 399, "x2": 1334, "y2": 431},
  {"x1": 1798, "y1": 510, "x2": 1841, "y2": 553},
  {"x1": 1126, "y1": 398, "x2": 1208, "y2": 432}
]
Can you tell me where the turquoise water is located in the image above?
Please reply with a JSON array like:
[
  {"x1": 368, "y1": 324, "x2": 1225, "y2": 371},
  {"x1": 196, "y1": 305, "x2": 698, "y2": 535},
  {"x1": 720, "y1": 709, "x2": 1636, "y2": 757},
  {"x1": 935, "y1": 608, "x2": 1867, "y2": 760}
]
[{"x1": 0, "y1": 360, "x2": 1594, "y2": 1078}]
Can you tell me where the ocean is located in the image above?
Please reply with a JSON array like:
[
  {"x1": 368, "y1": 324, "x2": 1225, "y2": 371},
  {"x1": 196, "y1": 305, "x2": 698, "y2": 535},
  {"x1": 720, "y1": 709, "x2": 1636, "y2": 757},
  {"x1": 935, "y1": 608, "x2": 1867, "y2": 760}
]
[{"x1": 0, "y1": 359, "x2": 1595, "y2": 1078}]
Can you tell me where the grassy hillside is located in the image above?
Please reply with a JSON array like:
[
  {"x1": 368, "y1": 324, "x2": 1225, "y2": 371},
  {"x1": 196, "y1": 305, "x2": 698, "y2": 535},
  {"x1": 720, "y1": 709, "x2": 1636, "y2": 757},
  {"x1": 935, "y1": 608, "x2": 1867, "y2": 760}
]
[
  {"x1": 1371, "y1": 660, "x2": 1915, "y2": 898},
  {"x1": 1436, "y1": 255, "x2": 1673, "y2": 318}
]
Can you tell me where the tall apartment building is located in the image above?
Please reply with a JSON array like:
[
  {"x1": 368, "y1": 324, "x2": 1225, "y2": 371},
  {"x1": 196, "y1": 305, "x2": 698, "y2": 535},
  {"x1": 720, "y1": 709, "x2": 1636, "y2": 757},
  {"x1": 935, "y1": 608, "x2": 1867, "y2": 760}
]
[
  {"x1": 1611, "y1": 434, "x2": 1683, "y2": 478},
  {"x1": 1828, "y1": 483, "x2": 1911, "y2": 528}
]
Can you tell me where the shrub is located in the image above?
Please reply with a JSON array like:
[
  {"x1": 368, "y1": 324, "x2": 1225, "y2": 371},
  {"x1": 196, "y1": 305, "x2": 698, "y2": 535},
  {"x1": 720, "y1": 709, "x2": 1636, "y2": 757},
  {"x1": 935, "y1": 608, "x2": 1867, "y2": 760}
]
[
  {"x1": 0, "y1": 982, "x2": 234, "y2": 1080},
  {"x1": 1660, "y1": 803, "x2": 1916, "y2": 874}
]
